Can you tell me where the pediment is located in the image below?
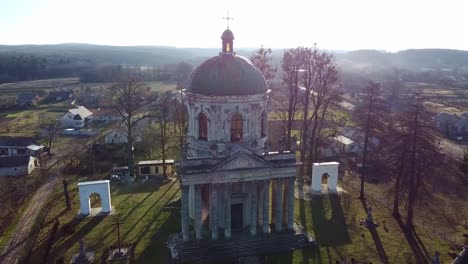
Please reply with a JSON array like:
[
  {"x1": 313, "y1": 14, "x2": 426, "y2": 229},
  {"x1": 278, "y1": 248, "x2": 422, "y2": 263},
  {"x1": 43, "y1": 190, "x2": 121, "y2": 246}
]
[{"x1": 211, "y1": 152, "x2": 270, "y2": 172}]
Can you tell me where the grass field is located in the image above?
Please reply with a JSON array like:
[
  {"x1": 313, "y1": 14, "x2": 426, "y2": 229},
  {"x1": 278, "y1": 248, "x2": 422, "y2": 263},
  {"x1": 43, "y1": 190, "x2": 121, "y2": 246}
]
[{"x1": 25, "y1": 172, "x2": 459, "y2": 264}]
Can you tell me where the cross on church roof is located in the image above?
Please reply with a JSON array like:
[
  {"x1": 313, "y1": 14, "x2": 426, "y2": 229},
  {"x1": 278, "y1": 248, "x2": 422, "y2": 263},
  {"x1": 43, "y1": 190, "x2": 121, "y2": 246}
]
[{"x1": 223, "y1": 11, "x2": 234, "y2": 28}]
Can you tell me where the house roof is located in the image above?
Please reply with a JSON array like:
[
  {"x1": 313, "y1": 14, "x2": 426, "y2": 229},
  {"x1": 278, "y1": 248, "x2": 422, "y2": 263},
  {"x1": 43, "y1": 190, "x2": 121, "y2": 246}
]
[
  {"x1": 334, "y1": 135, "x2": 355, "y2": 145},
  {"x1": 69, "y1": 106, "x2": 93, "y2": 119},
  {"x1": 0, "y1": 155, "x2": 31, "y2": 168},
  {"x1": 49, "y1": 91, "x2": 72, "y2": 97},
  {"x1": 89, "y1": 108, "x2": 119, "y2": 117},
  {"x1": 138, "y1": 160, "x2": 175, "y2": 165},
  {"x1": 340, "y1": 125, "x2": 363, "y2": 142},
  {"x1": 433, "y1": 112, "x2": 463, "y2": 124},
  {"x1": 17, "y1": 92, "x2": 37, "y2": 102},
  {"x1": 0, "y1": 136, "x2": 37, "y2": 147}
]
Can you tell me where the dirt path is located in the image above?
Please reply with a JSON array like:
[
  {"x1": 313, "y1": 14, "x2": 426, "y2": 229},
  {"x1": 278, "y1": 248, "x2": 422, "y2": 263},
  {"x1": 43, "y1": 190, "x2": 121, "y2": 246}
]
[{"x1": 0, "y1": 172, "x2": 59, "y2": 264}]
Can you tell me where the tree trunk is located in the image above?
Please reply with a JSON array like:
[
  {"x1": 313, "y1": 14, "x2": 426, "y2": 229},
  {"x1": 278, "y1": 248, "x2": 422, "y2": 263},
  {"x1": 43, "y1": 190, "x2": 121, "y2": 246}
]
[
  {"x1": 393, "y1": 152, "x2": 406, "y2": 217},
  {"x1": 406, "y1": 97, "x2": 420, "y2": 231},
  {"x1": 360, "y1": 96, "x2": 373, "y2": 200},
  {"x1": 63, "y1": 180, "x2": 71, "y2": 210}
]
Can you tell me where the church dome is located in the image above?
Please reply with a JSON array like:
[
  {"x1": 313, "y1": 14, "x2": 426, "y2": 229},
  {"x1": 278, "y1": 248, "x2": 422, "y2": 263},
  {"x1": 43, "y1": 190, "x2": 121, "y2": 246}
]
[
  {"x1": 187, "y1": 55, "x2": 267, "y2": 96},
  {"x1": 186, "y1": 28, "x2": 267, "y2": 96}
]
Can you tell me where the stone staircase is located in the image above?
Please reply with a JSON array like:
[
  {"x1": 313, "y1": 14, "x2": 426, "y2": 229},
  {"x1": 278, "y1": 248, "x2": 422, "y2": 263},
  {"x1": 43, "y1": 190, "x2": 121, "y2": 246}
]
[{"x1": 169, "y1": 223, "x2": 315, "y2": 264}]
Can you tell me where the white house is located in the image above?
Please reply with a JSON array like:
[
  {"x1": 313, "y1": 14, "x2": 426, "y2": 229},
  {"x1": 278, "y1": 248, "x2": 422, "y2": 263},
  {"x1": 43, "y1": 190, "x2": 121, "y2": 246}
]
[
  {"x1": 60, "y1": 106, "x2": 93, "y2": 128},
  {"x1": 0, "y1": 155, "x2": 39, "y2": 177},
  {"x1": 90, "y1": 108, "x2": 121, "y2": 123},
  {"x1": 104, "y1": 127, "x2": 142, "y2": 144}
]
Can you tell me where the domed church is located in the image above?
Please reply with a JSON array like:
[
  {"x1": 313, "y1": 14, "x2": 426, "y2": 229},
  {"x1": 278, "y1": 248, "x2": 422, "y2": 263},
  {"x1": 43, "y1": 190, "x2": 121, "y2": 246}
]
[{"x1": 178, "y1": 27, "x2": 300, "y2": 244}]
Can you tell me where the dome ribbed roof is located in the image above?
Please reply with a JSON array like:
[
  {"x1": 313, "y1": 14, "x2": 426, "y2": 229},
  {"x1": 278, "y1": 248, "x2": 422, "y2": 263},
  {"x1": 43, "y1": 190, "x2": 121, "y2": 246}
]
[{"x1": 187, "y1": 55, "x2": 267, "y2": 96}]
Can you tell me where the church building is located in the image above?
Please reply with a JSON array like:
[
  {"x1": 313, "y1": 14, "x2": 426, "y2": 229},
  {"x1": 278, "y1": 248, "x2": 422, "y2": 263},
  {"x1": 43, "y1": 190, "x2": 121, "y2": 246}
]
[{"x1": 179, "y1": 27, "x2": 299, "y2": 242}]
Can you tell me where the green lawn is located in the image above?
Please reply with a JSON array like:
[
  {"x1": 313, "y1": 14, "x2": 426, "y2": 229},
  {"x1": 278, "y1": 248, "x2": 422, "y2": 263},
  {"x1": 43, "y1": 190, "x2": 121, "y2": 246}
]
[{"x1": 27, "y1": 174, "x2": 457, "y2": 264}]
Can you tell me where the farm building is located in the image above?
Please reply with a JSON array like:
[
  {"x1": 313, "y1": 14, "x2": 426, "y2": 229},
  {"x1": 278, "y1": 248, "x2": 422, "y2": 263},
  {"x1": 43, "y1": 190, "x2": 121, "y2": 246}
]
[
  {"x1": 0, "y1": 136, "x2": 44, "y2": 156},
  {"x1": 138, "y1": 160, "x2": 174, "y2": 177},
  {"x1": 16, "y1": 92, "x2": 39, "y2": 106},
  {"x1": 0, "y1": 155, "x2": 39, "y2": 177},
  {"x1": 60, "y1": 106, "x2": 93, "y2": 128},
  {"x1": 48, "y1": 91, "x2": 72, "y2": 101},
  {"x1": 90, "y1": 108, "x2": 120, "y2": 123}
]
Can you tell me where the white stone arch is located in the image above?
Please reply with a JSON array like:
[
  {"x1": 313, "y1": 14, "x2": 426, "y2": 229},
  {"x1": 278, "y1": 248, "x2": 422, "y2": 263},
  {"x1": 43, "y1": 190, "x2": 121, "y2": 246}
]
[
  {"x1": 311, "y1": 162, "x2": 339, "y2": 193},
  {"x1": 78, "y1": 180, "x2": 112, "y2": 215}
]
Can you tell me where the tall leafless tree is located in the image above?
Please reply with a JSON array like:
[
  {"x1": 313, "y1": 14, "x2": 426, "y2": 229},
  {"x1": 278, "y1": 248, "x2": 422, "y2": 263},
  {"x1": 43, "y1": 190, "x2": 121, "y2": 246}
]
[
  {"x1": 154, "y1": 91, "x2": 172, "y2": 180},
  {"x1": 108, "y1": 77, "x2": 153, "y2": 171},
  {"x1": 38, "y1": 115, "x2": 61, "y2": 155},
  {"x1": 250, "y1": 45, "x2": 277, "y2": 86},
  {"x1": 353, "y1": 81, "x2": 388, "y2": 200}
]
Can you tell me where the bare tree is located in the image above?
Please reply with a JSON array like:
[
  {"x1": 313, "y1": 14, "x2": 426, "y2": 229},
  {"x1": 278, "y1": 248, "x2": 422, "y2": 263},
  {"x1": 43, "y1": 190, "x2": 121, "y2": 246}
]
[
  {"x1": 353, "y1": 81, "x2": 388, "y2": 200},
  {"x1": 108, "y1": 77, "x2": 153, "y2": 171},
  {"x1": 388, "y1": 95, "x2": 441, "y2": 231},
  {"x1": 281, "y1": 47, "x2": 305, "y2": 149},
  {"x1": 153, "y1": 91, "x2": 172, "y2": 180},
  {"x1": 38, "y1": 115, "x2": 61, "y2": 155},
  {"x1": 250, "y1": 46, "x2": 277, "y2": 85},
  {"x1": 306, "y1": 52, "x2": 340, "y2": 171}
]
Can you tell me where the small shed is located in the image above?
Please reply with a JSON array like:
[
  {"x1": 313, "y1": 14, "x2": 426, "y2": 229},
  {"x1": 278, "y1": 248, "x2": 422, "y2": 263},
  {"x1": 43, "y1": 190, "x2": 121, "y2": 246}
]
[{"x1": 138, "y1": 160, "x2": 174, "y2": 177}]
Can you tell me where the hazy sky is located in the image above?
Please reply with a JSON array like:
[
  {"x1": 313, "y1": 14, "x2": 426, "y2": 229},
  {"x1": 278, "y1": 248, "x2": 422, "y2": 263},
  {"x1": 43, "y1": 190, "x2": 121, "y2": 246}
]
[{"x1": 0, "y1": 0, "x2": 466, "y2": 51}]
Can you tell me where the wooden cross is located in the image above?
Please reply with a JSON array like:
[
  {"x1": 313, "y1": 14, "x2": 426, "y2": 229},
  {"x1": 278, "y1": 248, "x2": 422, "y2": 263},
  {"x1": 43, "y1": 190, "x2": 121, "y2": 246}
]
[
  {"x1": 111, "y1": 216, "x2": 125, "y2": 252},
  {"x1": 223, "y1": 11, "x2": 234, "y2": 28}
]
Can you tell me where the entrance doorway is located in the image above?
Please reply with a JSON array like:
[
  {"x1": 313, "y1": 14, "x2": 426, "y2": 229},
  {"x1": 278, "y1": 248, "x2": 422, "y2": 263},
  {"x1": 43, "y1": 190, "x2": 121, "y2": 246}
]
[{"x1": 231, "y1": 203, "x2": 243, "y2": 229}]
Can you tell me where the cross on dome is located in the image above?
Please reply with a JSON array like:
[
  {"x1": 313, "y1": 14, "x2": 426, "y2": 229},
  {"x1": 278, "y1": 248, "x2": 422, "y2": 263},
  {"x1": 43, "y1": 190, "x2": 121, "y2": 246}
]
[{"x1": 222, "y1": 11, "x2": 234, "y2": 29}]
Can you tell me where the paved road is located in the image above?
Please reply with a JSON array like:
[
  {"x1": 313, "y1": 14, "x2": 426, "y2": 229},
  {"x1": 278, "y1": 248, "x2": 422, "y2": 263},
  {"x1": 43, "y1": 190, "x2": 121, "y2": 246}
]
[{"x1": 0, "y1": 172, "x2": 59, "y2": 264}]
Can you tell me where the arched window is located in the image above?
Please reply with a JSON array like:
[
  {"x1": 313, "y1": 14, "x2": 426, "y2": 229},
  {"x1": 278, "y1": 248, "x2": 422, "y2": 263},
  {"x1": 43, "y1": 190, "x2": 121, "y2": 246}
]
[
  {"x1": 198, "y1": 113, "x2": 208, "y2": 140},
  {"x1": 261, "y1": 112, "x2": 267, "y2": 138},
  {"x1": 230, "y1": 114, "x2": 243, "y2": 142}
]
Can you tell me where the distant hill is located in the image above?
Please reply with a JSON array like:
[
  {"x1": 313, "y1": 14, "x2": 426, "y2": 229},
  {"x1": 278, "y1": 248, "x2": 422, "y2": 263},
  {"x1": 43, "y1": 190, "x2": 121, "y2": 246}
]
[
  {"x1": 1, "y1": 43, "x2": 467, "y2": 84},
  {"x1": 336, "y1": 49, "x2": 468, "y2": 70}
]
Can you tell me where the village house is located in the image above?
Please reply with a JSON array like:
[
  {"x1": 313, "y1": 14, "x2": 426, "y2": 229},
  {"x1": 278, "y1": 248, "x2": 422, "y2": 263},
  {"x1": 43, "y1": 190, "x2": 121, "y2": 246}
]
[
  {"x1": 433, "y1": 112, "x2": 468, "y2": 140},
  {"x1": 0, "y1": 136, "x2": 44, "y2": 156},
  {"x1": 323, "y1": 125, "x2": 379, "y2": 157},
  {"x1": 16, "y1": 92, "x2": 39, "y2": 106},
  {"x1": 48, "y1": 91, "x2": 73, "y2": 101},
  {"x1": 90, "y1": 108, "x2": 120, "y2": 123},
  {"x1": 137, "y1": 160, "x2": 174, "y2": 177},
  {"x1": 0, "y1": 155, "x2": 39, "y2": 177},
  {"x1": 60, "y1": 105, "x2": 93, "y2": 128},
  {"x1": 104, "y1": 125, "x2": 143, "y2": 144}
]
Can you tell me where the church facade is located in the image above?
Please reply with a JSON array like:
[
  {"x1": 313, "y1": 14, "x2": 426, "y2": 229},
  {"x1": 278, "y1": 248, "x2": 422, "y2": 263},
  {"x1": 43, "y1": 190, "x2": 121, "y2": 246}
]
[{"x1": 179, "y1": 28, "x2": 299, "y2": 241}]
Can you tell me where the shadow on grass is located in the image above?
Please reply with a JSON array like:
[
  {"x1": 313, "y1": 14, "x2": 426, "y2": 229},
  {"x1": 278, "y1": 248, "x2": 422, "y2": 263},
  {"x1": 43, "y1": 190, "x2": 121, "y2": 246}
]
[
  {"x1": 360, "y1": 198, "x2": 390, "y2": 264},
  {"x1": 310, "y1": 194, "x2": 351, "y2": 247},
  {"x1": 113, "y1": 177, "x2": 172, "y2": 195},
  {"x1": 394, "y1": 216, "x2": 429, "y2": 264},
  {"x1": 134, "y1": 207, "x2": 181, "y2": 263},
  {"x1": 48, "y1": 215, "x2": 105, "y2": 261}
]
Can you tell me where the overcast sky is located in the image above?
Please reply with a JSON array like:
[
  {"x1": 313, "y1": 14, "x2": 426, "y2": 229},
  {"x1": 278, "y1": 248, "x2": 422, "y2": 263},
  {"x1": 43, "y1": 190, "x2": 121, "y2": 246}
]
[{"x1": 0, "y1": 0, "x2": 466, "y2": 51}]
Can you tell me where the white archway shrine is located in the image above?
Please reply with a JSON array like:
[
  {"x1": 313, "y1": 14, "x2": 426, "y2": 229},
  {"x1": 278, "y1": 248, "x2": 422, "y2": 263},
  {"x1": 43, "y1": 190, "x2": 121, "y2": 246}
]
[
  {"x1": 78, "y1": 180, "x2": 112, "y2": 215},
  {"x1": 311, "y1": 162, "x2": 339, "y2": 193}
]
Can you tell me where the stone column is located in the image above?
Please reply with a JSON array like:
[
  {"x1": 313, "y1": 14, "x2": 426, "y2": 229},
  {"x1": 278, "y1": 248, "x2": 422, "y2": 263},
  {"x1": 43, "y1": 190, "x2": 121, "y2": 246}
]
[
  {"x1": 181, "y1": 185, "x2": 190, "y2": 241},
  {"x1": 262, "y1": 179, "x2": 270, "y2": 234},
  {"x1": 225, "y1": 183, "x2": 232, "y2": 239},
  {"x1": 274, "y1": 179, "x2": 283, "y2": 232},
  {"x1": 257, "y1": 182, "x2": 264, "y2": 227},
  {"x1": 287, "y1": 177, "x2": 295, "y2": 231},
  {"x1": 250, "y1": 181, "x2": 258, "y2": 236},
  {"x1": 195, "y1": 184, "x2": 203, "y2": 240},
  {"x1": 210, "y1": 184, "x2": 218, "y2": 240}
]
